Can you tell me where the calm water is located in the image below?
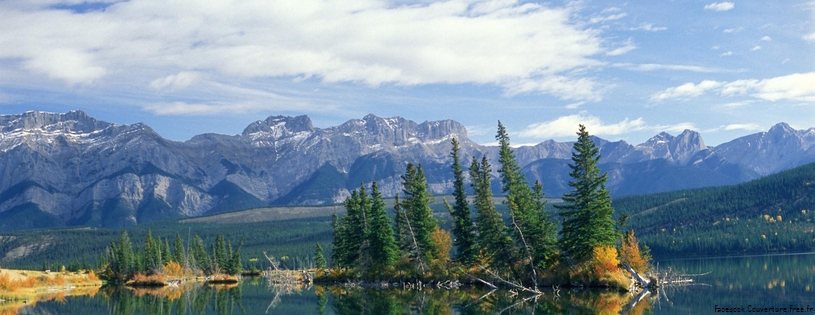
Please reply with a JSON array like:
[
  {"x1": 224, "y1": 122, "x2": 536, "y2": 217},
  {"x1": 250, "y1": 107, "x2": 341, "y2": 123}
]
[{"x1": 7, "y1": 253, "x2": 815, "y2": 314}]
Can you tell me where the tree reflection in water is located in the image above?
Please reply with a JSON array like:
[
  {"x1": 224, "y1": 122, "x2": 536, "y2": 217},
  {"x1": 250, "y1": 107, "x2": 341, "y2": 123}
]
[
  {"x1": 99, "y1": 282, "x2": 242, "y2": 315},
  {"x1": 93, "y1": 281, "x2": 656, "y2": 315}
]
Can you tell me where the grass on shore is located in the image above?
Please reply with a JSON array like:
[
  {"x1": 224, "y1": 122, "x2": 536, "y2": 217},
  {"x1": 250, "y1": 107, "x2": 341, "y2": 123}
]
[{"x1": 0, "y1": 268, "x2": 103, "y2": 314}]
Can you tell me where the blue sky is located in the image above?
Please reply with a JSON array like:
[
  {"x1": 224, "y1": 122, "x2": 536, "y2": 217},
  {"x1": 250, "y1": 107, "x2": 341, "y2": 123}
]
[{"x1": 1, "y1": 0, "x2": 813, "y2": 146}]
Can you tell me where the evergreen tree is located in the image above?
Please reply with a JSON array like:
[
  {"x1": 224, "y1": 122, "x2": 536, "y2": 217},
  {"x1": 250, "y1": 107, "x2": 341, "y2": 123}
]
[
  {"x1": 226, "y1": 239, "x2": 243, "y2": 275},
  {"x1": 446, "y1": 138, "x2": 478, "y2": 265},
  {"x1": 214, "y1": 234, "x2": 227, "y2": 273},
  {"x1": 337, "y1": 188, "x2": 368, "y2": 267},
  {"x1": 315, "y1": 243, "x2": 327, "y2": 269},
  {"x1": 330, "y1": 212, "x2": 345, "y2": 268},
  {"x1": 367, "y1": 181, "x2": 399, "y2": 272},
  {"x1": 557, "y1": 125, "x2": 618, "y2": 263},
  {"x1": 470, "y1": 156, "x2": 514, "y2": 272},
  {"x1": 495, "y1": 122, "x2": 558, "y2": 269},
  {"x1": 392, "y1": 194, "x2": 411, "y2": 253},
  {"x1": 173, "y1": 233, "x2": 185, "y2": 264},
  {"x1": 401, "y1": 163, "x2": 438, "y2": 261},
  {"x1": 162, "y1": 238, "x2": 172, "y2": 266},
  {"x1": 226, "y1": 240, "x2": 234, "y2": 274},
  {"x1": 191, "y1": 235, "x2": 212, "y2": 275},
  {"x1": 111, "y1": 231, "x2": 135, "y2": 280},
  {"x1": 143, "y1": 229, "x2": 161, "y2": 273}
]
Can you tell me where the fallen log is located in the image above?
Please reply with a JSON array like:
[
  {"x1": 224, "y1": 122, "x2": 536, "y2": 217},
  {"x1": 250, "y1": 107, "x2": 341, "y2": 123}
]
[{"x1": 622, "y1": 263, "x2": 652, "y2": 288}]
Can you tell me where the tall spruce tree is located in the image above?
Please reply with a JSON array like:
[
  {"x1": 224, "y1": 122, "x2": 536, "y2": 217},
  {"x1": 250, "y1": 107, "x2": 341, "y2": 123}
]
[
  {"x1": 227, "y1": 239, "x2": 243, "y2": 275},
  {"x1": 446, "y1": 138, "x2": 478, "y2": 265},
  {"x1": 214, "y1": 234, "x2": 228, "y2": 273},
  {"x1": 191, "y1": 235, "x2": 212, "y2": 275},
  {"x1": 470, "y1": 156, "x2": 514, "y2": 272},
  {"x1": 315, "y1": 243, "x2": 327, "y2": 269},
  {"x1": 111, "y1": 231, "x2": 135, "y2": 280},
  {"x1": 330, "y1": 212, "x2": 344, "y2": 268},
  {"x1": 401, "y1": 163, "x2": 438, "y2": 261},
  {"x1": 557, "y1": 125, "x2": 618, "y2": 263},
  {"x1": 143, "y1": 229, "x2": 161, "y2": 273},
  {"x1": 333, "y1": 185, "x2": 371, "y2": 268},
  {"x1": 173, "y1": 233, "x2": 185, "y2": 264},
  {"x1": 367, "y1": 181, "x2": 399, "y2": 272},
  {"x1": 162, "y1": 238, "x2": 172, "y2": 266},
  {"x1": 495, "y1": 122, "x2": 558, "y2": 269},
  {"x1": 392, "y1": 194, "x2": 411, "y2": 253}
]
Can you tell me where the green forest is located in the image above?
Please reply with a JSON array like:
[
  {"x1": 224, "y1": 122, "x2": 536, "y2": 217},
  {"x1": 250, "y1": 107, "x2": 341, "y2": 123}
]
[{"x1": 615, "y1": 161, "x2": 815, "y2": 257}]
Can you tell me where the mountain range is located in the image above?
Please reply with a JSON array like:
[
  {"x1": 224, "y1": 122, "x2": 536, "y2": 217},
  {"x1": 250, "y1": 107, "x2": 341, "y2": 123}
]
[{"x1": 1, "y1": 110, "x2": 814, "y2": 231}]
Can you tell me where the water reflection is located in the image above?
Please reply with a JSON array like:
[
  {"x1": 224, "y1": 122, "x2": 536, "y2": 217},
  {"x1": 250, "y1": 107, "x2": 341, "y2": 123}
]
[
  {"x1": 319, "y1": 285, "x2": 646, "y2": 315},
  {"x1": 4, "y1": 280, "x2": 644, "y2": 315},
  {"x1": 99, "y1": 282, "x2": 242, "y2": 315},
  {"x1": 6, "y1": 254, "x2": 813, "y2": 315}
]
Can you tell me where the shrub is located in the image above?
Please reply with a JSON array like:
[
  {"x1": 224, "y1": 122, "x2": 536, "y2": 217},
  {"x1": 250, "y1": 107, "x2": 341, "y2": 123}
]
[
  {"x1": 620, "y1": 231, "x2": 649, "y2": 273},
  {"x1": 163, "y1": 261, "x2": 184, "y2": 278},
  {"x1": 0, "y1": 272, "x2": 37, "y2": 291},
  {"x1": 592, "y1": 246, "x2": 620, "y2": 279},
  {"x1": 87, "y1": 270, "x2": 99, "y2": 281}
]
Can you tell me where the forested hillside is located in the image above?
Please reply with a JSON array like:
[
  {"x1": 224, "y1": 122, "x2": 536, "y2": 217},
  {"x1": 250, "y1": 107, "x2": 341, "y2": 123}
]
[
  {"x1": 615, "y1": 162, "x2": 815, "y2": 257},
  {"x1": 4, "y1": 162, "x2": 815, "y2": 270}
]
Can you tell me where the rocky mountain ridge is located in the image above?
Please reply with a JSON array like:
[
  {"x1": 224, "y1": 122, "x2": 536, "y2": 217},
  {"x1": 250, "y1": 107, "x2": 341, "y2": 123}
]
[{"x1": 1, "y1": 110, "x2": 813, "y2": 231}]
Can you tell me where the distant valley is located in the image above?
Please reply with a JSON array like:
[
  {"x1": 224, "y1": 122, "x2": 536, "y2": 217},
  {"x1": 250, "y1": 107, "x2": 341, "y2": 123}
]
[{"x1": 1, "y1": 110, "x2": 815, "y2": 231}]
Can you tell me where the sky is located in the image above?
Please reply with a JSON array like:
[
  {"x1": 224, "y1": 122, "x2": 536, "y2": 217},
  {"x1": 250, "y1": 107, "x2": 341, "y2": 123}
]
[{"x1": 1, "y1": 0, "x2": 813, "y2": 147}]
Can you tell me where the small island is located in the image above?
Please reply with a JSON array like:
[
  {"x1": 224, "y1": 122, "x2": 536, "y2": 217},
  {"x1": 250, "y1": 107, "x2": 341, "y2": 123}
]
[{"x1": 316, "y1": 124, "x2": 653, "y2": 293}]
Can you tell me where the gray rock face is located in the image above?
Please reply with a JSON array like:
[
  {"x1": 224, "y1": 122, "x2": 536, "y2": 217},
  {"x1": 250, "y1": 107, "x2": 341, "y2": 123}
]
[
  {"x1": 713, "y1": 123, "x2": 815, "y2": 176},
  {"x1": 0, "y1": 110, "x2": 813, "y2": 230}
]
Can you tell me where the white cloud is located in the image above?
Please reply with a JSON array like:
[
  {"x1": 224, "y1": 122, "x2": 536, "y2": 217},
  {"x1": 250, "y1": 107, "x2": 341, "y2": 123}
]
[
  {"x1": 629, "y1": 23, "x2": 667, "y2": 31},
  {"x1": 565, "y1": 101, "x2": 585, "y2": 109},
  {"x1": 650, "y1": 80, "x2": 722, "y2": 101},
  {"x1": 705, "y1": 2, "x2": 735, "y2": 11},
  {"x1": 22, "y1": 49, "x2": 106, "y2": 85},
  {"x1": 142, "y1": 100, "x2": 325, "y2": 116},
  {"x1": 613, "y1": 63, "x2": 734, "y2": 73},
  {"x1": 723, "y1": 27, "x2": 743, "y2": 33},
  {"x1": 149, "y1": 72, "x2": 201, "y2": 92},
  {"x1": 720, "y1": 51, "x2": 734, "y2": 56},
  {"x1": 504, "y1": 75, "x2": 604, "y2": 102},
  {"x1": 720, "y1": 100, "x2": 754, "y2": 108},
  {"x1": 142, "y1": 101, "x2": 263, "y2": 116},
  {"x1": 654, "y1": 72, "x2": 815, "y2": 102},
  {"x1": 519, "y1": 113, "x2": 646, "y2": 138},
  {"x1": 606, "y1": 38, "x2": 637, "y2": 56},
  {"x1": 0, "y1": 0, "x2": 608, "y2": 102},
  {"x1": 761, "y1": 36, "x2": 772, "y2": 41},
  {"x1": 589, "y1": 13, "x2": 628, "y2": 24},
  {"x1": 751, "y1": 46, "x2": 761, "y2": 51},
  {"x1": 804, "y1": 33, "x2": 815, "y2": 42},
  {"x1": 519, "y1": 112, "x2": 695, "y2": 139},
  {"x1": 723, "y1": 123, "x2": 763, "y2": 131},
  {"x1": 723, "y1": 72, "x2": 815, "y2": 102}
]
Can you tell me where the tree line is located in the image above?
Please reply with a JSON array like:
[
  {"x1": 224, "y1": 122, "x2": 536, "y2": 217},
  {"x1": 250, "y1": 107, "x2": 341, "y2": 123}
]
[
  {"x1": 101, "y1": 229, "x2": 243, "y2": 282},
  {"x1": 327, "y1": 123, "x2": 650, "y2": 287}
]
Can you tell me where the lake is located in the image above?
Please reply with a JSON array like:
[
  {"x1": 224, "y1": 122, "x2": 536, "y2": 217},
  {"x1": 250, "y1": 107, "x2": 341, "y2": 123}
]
[{"x1": 6, "y1": 253, "x2": 814, "y2": 314}]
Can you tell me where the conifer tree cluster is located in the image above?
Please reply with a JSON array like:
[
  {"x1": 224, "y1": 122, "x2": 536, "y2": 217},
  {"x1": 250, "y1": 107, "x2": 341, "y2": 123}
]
[
  {"x1": 103, "y1": 230, "x2": 243, "y2": 281},
  {"x1": 327, "y1": 123, "x2": 649, "y2": 285},
  {"x1": 332, "y1": 182, "x2": 400, "y2": 276},
  {"x1": 332, "y1": 166, "x2": 441, "y2": 278}
]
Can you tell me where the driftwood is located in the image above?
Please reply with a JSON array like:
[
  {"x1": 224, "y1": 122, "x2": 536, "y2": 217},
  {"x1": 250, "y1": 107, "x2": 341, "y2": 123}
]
[
  {"x1": 478, "y1": 265, "x2": 542, "y2": 295},
  {"x1": 622, "y1": 263, "x2": 652, "y2": 288},
  {"x1": 621, "y1": 286, "x2": 651, "y2": 314},
  {"x1": 262, "y1": 251, "x2": 280, "y2": 271}
]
